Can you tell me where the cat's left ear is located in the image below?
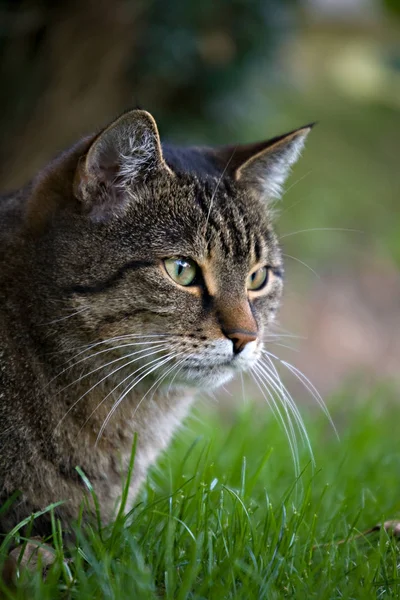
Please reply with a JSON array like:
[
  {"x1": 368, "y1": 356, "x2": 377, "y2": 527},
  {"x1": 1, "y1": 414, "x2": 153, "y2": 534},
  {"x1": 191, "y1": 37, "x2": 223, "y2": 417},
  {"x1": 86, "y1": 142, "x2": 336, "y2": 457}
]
[
  {"x1": 213, "y1": 125, "x2": 313, "y2": 201},
  {"x1": 74, "y1": 109, "x2": 174, "y2": 219}
]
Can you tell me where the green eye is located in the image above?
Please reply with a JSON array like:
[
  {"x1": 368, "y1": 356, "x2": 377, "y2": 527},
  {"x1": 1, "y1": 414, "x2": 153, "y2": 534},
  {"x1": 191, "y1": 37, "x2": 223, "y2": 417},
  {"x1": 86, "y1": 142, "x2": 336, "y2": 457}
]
[
  {"x1": 247, "y1": 267, "x2": 269, "y2": 291},
  {"x1": 164, "y1": 257, "x2": 198, "y2": 286}
]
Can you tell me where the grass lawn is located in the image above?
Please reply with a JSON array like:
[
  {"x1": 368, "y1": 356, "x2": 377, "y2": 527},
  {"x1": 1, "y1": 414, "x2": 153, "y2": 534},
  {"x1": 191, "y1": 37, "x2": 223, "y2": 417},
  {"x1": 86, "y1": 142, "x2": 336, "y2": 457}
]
[{"x1": 1, "y1": 387, "x2": 399, "y2": 599}]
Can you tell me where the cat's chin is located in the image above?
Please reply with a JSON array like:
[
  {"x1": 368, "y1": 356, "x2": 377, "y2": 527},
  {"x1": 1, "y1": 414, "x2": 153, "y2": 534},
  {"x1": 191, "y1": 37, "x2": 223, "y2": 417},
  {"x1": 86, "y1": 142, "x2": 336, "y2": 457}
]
[
  {"x1": 165, "y1": 351, "x2": 261, "y2": 391},
  {"x1": 170, "y1": 365, "x2": 236, "y2": 390}
]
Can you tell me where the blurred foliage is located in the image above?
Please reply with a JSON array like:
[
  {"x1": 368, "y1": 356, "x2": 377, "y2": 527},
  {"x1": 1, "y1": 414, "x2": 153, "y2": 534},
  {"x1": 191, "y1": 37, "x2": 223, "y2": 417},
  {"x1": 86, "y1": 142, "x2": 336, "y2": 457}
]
[
  {"x1": 129, "y1": 0, "x2": 292, "y2": 140},
  {"x1": 274, "y1": 92, "x2": 400, "y2": 269},
  {"x1": 384, "y1": 0, "x2": 400, "y2": 16},
  {"x1": 0, "y1": 0, "x2": 294, "y2": 188}
]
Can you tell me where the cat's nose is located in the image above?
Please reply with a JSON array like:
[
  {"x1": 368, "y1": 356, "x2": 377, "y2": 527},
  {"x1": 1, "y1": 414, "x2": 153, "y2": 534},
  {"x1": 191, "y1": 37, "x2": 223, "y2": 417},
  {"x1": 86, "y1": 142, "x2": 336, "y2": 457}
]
[{"x1": 225, "y1": 329, "x2": 258, "y2": 355}]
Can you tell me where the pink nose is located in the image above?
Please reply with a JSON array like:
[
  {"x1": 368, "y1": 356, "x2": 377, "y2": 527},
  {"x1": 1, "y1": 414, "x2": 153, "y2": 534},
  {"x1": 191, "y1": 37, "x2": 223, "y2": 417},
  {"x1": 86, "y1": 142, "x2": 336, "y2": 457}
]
[{"x1": 225, "y1": 329, "x2": 257, "y2": 355}]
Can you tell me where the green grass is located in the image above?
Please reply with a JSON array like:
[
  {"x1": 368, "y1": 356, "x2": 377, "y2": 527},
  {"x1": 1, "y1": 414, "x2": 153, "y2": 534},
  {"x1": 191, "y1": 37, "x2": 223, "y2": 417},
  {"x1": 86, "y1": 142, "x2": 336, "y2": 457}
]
[{"x1": 1, "y1": 388, "x2": 400, "y2": 599}]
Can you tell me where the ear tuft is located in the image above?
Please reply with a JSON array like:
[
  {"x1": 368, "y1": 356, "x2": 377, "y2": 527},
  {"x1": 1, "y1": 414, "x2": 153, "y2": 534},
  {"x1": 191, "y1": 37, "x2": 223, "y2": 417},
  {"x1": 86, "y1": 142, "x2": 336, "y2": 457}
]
[{"x1": 234, "y1": 125, "x2": 313, "y2": 201}]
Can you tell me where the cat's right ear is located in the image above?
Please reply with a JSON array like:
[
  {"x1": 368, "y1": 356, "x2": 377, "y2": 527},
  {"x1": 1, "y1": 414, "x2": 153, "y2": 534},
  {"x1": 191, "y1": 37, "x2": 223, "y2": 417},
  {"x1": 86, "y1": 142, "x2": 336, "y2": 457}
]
[
  {"x1": 25, "y1": 110, "x2": 173, "y2": 231},
  {"x1": 73, "y1": 110, "x2": 174, "y2": 221}
]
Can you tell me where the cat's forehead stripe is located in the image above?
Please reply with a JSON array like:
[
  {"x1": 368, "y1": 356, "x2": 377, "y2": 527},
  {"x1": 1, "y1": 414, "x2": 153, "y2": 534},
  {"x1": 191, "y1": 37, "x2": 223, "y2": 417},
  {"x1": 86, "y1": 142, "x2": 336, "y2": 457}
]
[
  {"x1": 202, "y1": 197, "x2": 258, "y2": 261},
  {"x1": 253, "y1": 236, "x2": 263, "y2": 263},
  {"x1": 192, "y1": 178, "x2": 262, "y2": 262}
]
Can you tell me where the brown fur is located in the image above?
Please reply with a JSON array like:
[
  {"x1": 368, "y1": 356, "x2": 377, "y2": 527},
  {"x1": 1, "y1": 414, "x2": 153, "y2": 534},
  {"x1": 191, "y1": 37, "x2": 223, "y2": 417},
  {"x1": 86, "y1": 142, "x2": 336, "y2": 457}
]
[{"x1": 0, "y1": 109, "x2": 311, "y2": 535}]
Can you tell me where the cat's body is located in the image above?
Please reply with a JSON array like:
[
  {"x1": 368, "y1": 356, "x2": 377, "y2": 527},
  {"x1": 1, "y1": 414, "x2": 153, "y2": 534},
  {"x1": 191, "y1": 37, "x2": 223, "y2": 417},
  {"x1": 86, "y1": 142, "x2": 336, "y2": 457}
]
[{"x1": 0, "y1": 110, "x2": 310, "y2": 535}]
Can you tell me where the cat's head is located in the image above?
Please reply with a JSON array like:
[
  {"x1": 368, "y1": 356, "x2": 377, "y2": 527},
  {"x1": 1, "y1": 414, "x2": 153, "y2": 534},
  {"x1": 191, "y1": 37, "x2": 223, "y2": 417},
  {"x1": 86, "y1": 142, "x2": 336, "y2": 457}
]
[{"x1": 25, "y1": 110, "x2": 311, "y2": 390}]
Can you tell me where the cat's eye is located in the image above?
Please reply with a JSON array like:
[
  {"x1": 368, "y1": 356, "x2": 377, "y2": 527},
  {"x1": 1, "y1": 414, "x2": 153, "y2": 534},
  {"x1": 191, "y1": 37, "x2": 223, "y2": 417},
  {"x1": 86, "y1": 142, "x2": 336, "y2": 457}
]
[
  {"x1": 247, "y1": 267, "x2": 269, "y2": 291},
  {"x1": 164, "y1": 257, "x2": 198, "y2": 286}
]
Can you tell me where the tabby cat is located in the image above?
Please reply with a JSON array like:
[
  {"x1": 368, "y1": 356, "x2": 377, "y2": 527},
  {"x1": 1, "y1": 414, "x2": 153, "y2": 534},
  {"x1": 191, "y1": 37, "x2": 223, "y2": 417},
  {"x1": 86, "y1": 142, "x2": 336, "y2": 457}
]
[{"x1": 0, "y1": 109, "x2": 311, "y2": 535}]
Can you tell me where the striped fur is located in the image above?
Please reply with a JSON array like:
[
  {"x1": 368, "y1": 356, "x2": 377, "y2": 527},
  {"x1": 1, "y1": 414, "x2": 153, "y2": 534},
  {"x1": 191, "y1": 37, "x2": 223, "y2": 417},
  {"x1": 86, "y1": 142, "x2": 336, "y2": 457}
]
[{"x1": 0, "y1": 110, "x2": 310, "y2": 534}]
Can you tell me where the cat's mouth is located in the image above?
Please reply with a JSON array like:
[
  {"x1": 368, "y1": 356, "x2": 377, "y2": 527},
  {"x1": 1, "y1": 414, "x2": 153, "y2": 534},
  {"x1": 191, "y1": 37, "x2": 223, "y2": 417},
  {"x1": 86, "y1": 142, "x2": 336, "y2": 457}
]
[
  {"x1": 175, "y1": 363, "x2": 235, "y2": 388},
  {"x1": 167, "y1": 351, "x2": 260, "y2": 389}
]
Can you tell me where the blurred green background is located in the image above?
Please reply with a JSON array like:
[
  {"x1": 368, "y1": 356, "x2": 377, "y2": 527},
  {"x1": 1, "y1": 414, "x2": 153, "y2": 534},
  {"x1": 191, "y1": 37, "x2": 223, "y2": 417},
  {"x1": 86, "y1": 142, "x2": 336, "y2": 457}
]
[{"x1": 0, "y1": 0, "x2": 399, "y2": 401}]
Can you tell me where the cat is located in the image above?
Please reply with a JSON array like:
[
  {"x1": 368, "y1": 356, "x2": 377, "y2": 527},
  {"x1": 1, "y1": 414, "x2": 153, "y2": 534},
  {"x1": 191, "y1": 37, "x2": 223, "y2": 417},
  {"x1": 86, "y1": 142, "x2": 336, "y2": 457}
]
[{"x1": 0, "y1": 109, "x2": 311, "y2": 536}]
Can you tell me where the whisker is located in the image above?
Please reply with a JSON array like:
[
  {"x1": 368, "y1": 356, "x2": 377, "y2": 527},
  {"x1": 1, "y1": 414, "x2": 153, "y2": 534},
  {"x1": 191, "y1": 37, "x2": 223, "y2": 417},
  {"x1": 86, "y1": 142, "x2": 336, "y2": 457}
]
[
  {"x1": 262, "y1": 334, "x2": 304, "y2": 343},
  {"x1": 52, "y1": 343, "x2": 169, "y2": 396},
  {"x1": 266, "y1": 341, "x2": 299, "y2": 353},
  {"x1": 132, "y1": 355, "x2": 190, "y2": 422},
  {"x1": 79, "y1": 350, "x2": 180, "y2": 433},
  {"x1": 38, "y1": 306, "x2": 90, "y2": 326},
  {"x1": 221, "y1": 385, "x2": 233, "y2": 397},
  {"x1": 49, "y1": 339, "x2": 170, "y2": 384},
  {"x1": 282, "y1": 253, "x2": 320, "y2": 279},
  {"x1": 49, "y1": 333, "x2": 172, "y2": 359},
  {"x1": 256, "y1": 359, "x2": 308, "y2": 456},
  {"x1": 265, "y1": 323, "x2": 306, "y2": 339},
  {"x1": 280, "y1": 171, "x2": 312, "y2": 211},
  {"x1": 96, "y1": 352, "x2": 184, "y2": 443},
  {"x1": 279, "y1": 358, "x2": 338, "y2": 439},
  {"x1": 240, "y1": 372, "x2": 246, "y2": 405},
  {"x1": 53, "y1": 345, "x2": 171, "y2": 432},
  {"x1": 280, "y1": 227, "x2": 363, "y2": 240},
  {"x1": 253, "y1": 364, "x2": 299, "y2": 462},
  {"x1": 258, "y1": 356, "x2": 313, "y2": 462},
  {"x1": 152, "y1": 357, "x2": 187, "y2": 399},
  {"x1": 261, "y1": 349, "x2": 338, "y2": 438},
  {"x1": 165, "y1": 355, "x2": 191, "y2": 396},
  {"x1": 250, "y1": 364, "x2": 300, "y2": 476}
]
